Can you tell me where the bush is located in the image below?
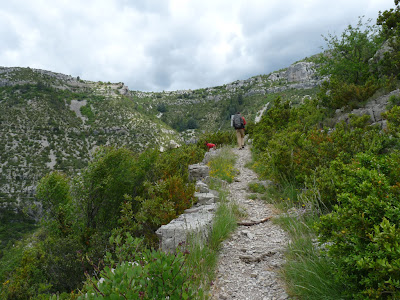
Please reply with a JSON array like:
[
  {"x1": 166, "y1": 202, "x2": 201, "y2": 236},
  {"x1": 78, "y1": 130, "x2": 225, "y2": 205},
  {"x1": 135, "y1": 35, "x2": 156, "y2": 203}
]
[
  {"x1": 197, "y1": 130, "x2": 236, "y2": 149},
  {"x1": 156, "y1": 103, "x2": 167, "y2": 113},
  {"x1": 383, "y1": 105, "x2": 400, "y2": 136},
  {"x1": 2, "y1": 143, "x2": 205, "y2": 297},
  {"x1": 154, "y1": 144, "x2": 204, "y2": 180},
  {"x1": 387, "y1": 94, "x2": 400, "y2": 109},
  {"x1": 0, "y1": 246, "x2": 49, "y2": 299},
  {"x1": 71, "y1": 147, "x2": 154, "y2": 231},
  {"x1": 316, "y1": 153, "x2": 400, "y2": 299},
  {"x1": 78, "y1": 234, "x2": 198, "y2": 299},
  {"x1": 36, "y1": 171, "x2": 72, "y2": 230},
  {"x1": 134, "y1": 176, "x2": 195, "y2": 238},
  {"x1": 318, "y1": 17, "x2": 383, "y2": 85},
  {"x1": 318, "y1": 78, "x2": 379, "y2": 110},
  {"x1": 248, "y1": 182, "x2": 267, "y2": 194}
]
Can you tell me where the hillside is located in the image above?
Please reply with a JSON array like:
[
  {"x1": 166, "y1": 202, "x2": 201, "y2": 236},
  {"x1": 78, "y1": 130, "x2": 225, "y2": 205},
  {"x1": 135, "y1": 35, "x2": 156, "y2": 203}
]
[
  {"x1": 132, "y1": 60, "x2": 323, "y2": 135},
  {"x1": 0, "y1": 68, "x2": 177, "y2": 206},
  {"x1": 0, "y1": 60, "x2": 322, "y2": 210}
]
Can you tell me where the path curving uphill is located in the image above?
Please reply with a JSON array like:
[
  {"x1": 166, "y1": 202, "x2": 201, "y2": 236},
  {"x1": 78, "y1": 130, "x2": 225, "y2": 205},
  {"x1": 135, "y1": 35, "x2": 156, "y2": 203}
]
[{"x1": 210, "y1": 147, "x2": 290, "y2": 300}]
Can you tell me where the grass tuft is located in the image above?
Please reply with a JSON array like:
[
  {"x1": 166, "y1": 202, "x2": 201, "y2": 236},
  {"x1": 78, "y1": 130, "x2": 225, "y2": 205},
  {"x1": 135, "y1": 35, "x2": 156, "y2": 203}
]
[{"x1": 275, "y1": 213, "x2": 346, "y2": 299}]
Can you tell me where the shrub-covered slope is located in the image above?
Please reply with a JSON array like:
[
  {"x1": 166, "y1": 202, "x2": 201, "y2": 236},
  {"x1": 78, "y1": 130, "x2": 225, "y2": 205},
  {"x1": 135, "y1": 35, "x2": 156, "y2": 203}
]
[{"x1": 0, "y1": 67, "x2": 179, "y2": 206}]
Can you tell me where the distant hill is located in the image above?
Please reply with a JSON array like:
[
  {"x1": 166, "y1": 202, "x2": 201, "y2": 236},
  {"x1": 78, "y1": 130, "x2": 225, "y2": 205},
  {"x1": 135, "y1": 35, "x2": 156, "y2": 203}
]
[{"x1": 0, "y1": 59, "x2": 322, "y2": 212}]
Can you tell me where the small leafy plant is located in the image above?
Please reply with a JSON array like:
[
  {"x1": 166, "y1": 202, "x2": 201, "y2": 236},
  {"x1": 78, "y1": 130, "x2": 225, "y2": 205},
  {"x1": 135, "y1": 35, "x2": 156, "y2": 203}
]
[{"x1": 78, "y1": 234, "x2": 198, "y2": 299}]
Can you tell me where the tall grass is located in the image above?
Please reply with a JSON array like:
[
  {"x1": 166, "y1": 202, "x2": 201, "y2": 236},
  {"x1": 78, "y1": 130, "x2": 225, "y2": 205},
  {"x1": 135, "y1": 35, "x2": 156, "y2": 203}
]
[
  {"x1": 260, "y1": 180, "x2": 299, "y2": 212},
  {"x1": 273, "y1": 199, "x2": 346, "y2": 299}
]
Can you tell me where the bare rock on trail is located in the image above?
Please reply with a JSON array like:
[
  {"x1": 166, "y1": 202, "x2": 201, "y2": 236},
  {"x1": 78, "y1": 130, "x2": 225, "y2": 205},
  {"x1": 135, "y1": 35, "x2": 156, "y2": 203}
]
[{"x1": 210, "y1": 147, "x2": 290, "y2": 300}]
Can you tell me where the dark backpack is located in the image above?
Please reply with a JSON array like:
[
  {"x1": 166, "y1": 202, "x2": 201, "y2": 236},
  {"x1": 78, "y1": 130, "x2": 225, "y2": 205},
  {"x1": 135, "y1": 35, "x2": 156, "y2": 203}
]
[{"x1": 233, "y1": 114, "x2": 244, "y2": 129}]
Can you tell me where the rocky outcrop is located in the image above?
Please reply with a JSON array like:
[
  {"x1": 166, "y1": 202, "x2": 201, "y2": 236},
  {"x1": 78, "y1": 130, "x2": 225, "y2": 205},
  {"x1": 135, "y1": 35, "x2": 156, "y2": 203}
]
[
  {"x1": 156, "y1": 160, "x2": 218, "y2": 253},
  {"x1": 268, "y1": 62, "x2": 318, "y2": 83},
  {"x1": 287, "y1": 62, "x2": 316, "y2": 82},
  {"x1": 370, "y1": 37, "x2": 397, "y2": 66},
  {"x1": 240, "y1": 61, "x2": 324, "y2": 98},
  {"x1": 155, "y1": 201, "x2": 216, "y2": 253},
  {"x1": 188, "y1": 163, "x2": 210, "y2": 182},
  {"x1": 335, "y1": 89, "x2": 400, "y2": 129}
]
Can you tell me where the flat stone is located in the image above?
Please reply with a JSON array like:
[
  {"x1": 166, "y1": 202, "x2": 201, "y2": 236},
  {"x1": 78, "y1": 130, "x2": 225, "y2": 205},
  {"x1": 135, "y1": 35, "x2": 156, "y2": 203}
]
[{"x1": 194, "y1": 192, "x2": 217, "y2": 205}]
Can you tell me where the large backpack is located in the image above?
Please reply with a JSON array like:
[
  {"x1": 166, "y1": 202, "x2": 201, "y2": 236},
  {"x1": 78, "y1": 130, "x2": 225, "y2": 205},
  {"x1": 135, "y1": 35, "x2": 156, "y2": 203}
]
[{"x1": 233, "y1": 114, "x2": 244, "y2": 129}]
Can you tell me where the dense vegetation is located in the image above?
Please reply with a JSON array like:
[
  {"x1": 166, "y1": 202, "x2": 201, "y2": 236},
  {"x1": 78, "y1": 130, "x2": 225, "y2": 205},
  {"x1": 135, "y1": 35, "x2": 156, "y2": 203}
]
[
  {"x1": 0, "y1": 131, "x2": 238, "y2": 299},
  {"x1": 0, "y1": 78, "x2": 180, "y2": 251},
  {"x1": 251, "y1": 1, "x2": 400, "y2": 298}
]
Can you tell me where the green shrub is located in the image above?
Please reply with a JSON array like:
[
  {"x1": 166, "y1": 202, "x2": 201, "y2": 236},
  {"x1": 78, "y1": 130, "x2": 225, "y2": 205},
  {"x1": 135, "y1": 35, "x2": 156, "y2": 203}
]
[
  {"x1": 78, "y1": 234, "x2": 197, "y2": 300},
  {"x1": 36, "y1": 171, "x2": 71, "y2": 225},
  {"x1": 0, "y1": 246, "x2": 49, "y2": 299},
  {"x1": 387, "y1": 94, "x2": 400, "y2": 109},
  {"x1": 318, "y1": 17, "x2": 383, "y2": 86},
  {"x1": 318, "y1": 78, "x2": 379, "y2": 110},
  {"x1": 79, "y1": 104, "x2": 94, "y2": 121},
  {"x1": 1, "y1": 144, "x2": 204, "y2": 297},
  {"x1": 71, "y1": 147, "x2": 146, "y2": 231},
  {"x1": 252, "y1": 97, "x2": 291, "y2": 152},
  {"x1": 197, "y1": 130, "x2": 236, "y2": 149},
  {"x1": 316, "y1": 153, "x2": 400, "y2": 299},
  {"x1": 134, "y1": 176, "x2": 195, "y2": 239},
  {"x1": 248, "y1": 182, "x2": 267, "y2": 194},
  {"x1": 383, "y1": 105, "x2": 400, "y2": 136},
  {"x1": 154, "y1": 144, "x2": 204, "y2": 180}
]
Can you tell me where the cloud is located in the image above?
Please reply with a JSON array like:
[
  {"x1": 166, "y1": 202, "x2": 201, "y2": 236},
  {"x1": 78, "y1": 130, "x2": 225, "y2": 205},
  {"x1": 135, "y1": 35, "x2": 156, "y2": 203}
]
[{"x1": 0, "y1": 0, "x2": 396, "y2": 92}]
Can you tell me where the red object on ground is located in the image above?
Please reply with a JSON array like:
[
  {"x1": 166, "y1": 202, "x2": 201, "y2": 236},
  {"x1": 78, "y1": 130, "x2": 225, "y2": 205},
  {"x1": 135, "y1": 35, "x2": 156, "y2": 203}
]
[{"x1": 206, "y1": 143, "x2": 216, "y2": 150}]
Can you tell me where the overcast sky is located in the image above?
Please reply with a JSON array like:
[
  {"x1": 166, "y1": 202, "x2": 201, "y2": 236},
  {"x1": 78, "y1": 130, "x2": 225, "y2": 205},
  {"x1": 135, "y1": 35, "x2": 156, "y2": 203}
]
[{"x1": 0, "y1": 0, "x2": 396, "y2": 92}]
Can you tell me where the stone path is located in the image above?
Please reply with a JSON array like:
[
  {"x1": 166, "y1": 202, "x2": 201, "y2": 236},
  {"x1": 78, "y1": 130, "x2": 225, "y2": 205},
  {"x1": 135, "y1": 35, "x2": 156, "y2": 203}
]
[{"x1": 210, "y1": 147, "x2": 290, "y2": 300}]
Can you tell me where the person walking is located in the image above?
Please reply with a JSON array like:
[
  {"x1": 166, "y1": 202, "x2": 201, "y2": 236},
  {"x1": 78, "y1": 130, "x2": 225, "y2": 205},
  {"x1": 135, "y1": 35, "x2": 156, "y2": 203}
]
[{"x1": 232, "y1": 112, "x2": 246, "y2": 149}]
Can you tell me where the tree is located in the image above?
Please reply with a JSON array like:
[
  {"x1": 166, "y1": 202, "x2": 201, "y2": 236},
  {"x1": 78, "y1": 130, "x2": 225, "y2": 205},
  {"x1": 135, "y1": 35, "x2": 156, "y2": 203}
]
[
  {"x1": 377, "y1": 0, "x2": 400, "y2": 38},
  {"x1": 36, "y1": 171, "x2": 71, "y2": 220},
  {"x1": 71, "y1": 147, "x2": 156, "y2": 231},
  {"x1": 376, "y1": 0, "x2": 400, "y2": 79},
  {"x1": 318, "y1": 17, "x2": 383, "y2": 85},
  {"x1": 157, "y1": 103, "x2": 167, "y2": 113},
  {"x1": 187, "y1": 117, "x2": 198, "y2": 129},
  {"x1": 237, "y1": 93, "x2": 244, "y2": 105}
]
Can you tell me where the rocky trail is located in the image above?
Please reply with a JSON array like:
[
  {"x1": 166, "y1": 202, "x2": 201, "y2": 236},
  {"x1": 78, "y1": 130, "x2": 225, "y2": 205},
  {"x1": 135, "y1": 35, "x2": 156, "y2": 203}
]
[{"x1": 210, "y1": 147, "x2": 290, "y2": 300}]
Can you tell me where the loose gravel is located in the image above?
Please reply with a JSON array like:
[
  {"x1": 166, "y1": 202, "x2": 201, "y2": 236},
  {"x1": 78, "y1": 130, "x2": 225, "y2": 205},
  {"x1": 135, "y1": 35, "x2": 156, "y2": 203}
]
[{"x1": 210, "y1": 147, "x2": 290, "y2": 300}]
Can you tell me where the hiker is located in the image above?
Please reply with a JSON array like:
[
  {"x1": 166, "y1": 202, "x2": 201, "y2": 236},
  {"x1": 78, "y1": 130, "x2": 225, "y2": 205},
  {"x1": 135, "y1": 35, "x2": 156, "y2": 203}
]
[
  {"x1": 205, "y1": 142, "x2": 217, "y2": 151},
  {"x1": 232, "y1": 112, "x2": 246, "y2": 149}
]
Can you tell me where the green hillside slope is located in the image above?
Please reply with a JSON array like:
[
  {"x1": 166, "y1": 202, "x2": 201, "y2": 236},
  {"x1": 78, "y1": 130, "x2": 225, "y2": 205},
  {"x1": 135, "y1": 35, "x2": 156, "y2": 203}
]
[{"x1": 0, "y1": 68, "x2": 181, "y2": 207}]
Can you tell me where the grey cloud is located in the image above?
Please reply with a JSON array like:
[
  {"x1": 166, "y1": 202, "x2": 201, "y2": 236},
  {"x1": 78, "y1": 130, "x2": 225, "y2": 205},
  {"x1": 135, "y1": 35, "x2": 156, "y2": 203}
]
[
  {"x1": 115, "y1": 0, "x2": 169, "y2": 14},
  {"x1": 0, "y1": 0, "x2": 397, "y2": 92},
  {"x1": 0, "y1": 19, "x2": 20, "y2": 52}
]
